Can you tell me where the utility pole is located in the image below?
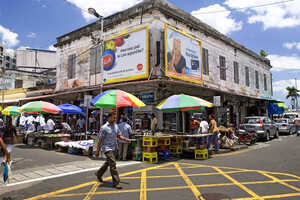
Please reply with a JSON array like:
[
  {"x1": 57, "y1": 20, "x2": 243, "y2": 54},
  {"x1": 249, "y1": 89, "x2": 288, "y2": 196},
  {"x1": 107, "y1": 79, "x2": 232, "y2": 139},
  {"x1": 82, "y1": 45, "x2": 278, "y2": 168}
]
[{"x1": 295, "y1": 78, "x2": 298, "y2": 109}]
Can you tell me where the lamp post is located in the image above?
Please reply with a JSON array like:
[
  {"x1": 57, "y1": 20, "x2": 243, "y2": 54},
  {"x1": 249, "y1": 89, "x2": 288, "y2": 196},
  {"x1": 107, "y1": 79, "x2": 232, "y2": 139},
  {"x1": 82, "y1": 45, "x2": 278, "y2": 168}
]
[{"x1": 88, "y1": 8, "x2": 104, "y2": 126}]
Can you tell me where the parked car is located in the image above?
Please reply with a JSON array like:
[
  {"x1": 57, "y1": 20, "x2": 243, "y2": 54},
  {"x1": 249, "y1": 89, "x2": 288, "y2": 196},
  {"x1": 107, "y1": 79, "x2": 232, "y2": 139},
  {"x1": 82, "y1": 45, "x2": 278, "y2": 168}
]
[
  {"x1": 239, "y1": 116, "x2": 279, "y2": 141},
  {"x1": 274, "y1": 118, "x2": 295, "y2": 135},
  {"x1": 283, "y1": 112, "x2": 300, "y2": 122}
]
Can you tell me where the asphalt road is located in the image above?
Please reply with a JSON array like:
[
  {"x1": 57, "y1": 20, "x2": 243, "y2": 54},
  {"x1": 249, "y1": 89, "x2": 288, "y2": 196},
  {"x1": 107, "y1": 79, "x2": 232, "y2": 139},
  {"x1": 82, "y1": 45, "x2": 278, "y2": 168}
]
[{"x1": 1, "y1": 135, "x2": 300, "y2": 200}]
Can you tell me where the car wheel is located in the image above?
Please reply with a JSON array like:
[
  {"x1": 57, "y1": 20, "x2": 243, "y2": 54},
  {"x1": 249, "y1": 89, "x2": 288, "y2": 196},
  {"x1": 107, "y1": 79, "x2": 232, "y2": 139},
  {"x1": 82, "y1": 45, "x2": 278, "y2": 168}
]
[{"x1": 289, "y1": 129, "x2": 293, "y2": 135}]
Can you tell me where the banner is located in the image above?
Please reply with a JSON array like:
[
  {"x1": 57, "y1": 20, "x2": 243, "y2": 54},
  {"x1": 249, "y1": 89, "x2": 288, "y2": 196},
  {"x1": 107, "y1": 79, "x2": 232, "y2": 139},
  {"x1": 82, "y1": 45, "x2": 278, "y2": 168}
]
[
  {"x1": 164, "y1": 24, "x2": 203, "y2": 85},
  {"x1": 102, "y1": 26, "x2": 149, "y2": 84}
]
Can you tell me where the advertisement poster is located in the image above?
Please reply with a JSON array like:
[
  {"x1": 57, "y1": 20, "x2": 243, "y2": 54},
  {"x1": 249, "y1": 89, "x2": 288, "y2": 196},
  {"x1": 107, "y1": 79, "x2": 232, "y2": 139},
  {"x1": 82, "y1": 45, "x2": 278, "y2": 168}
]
[
  {"x1": 102, "y1": 26, "x2": 149, "y2": 84},
  {"x1": 165, "y1": 24, "x2": 203, "y2": 85}
]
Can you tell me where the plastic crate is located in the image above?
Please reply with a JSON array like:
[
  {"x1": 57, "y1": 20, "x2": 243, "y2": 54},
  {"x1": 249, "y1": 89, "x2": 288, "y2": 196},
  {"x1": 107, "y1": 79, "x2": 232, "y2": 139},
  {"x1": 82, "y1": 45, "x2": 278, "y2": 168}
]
[
  {"x1": 143, "y1": 136, "x2": 158, "y2": 147},
  {"x1": 195, "y1": 149, "x2": 208, "y2": 160},
  {"x1": 158, "y1": 137, "x2": 171, "y2": 146},
  {"x1": 158, "y1": 150, "x2": 170, "y2": 161},
  {"x1": 143, "y1": 147, "x2": 156, "y2": 153},
  {"x1": 169, "y1": 145, "x2": 183, "y2": 155},
  {"x1": 143, "y1": 152, "x2": 158, "y2": 163},
  {"x1": 158, "y1": 145, "x2": 169, "y2": 151}
]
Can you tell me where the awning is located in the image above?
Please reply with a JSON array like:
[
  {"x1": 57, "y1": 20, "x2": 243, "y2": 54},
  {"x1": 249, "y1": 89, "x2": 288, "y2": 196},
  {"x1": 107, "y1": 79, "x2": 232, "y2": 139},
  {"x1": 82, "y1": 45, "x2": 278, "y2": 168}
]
[{"x1": 0, "y1": 88, "x2": 27, "y2": 103}]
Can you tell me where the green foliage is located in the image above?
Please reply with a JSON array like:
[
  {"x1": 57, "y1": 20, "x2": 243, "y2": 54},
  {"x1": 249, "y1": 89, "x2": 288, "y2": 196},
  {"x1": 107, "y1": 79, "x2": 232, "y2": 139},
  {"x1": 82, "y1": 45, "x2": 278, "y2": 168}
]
[
  {"x1": 260, "y1": 49, "x2": 268, "y2": 57},
  {"x1": 286, "y1": 86, "x2": 300, "y2": 99}
]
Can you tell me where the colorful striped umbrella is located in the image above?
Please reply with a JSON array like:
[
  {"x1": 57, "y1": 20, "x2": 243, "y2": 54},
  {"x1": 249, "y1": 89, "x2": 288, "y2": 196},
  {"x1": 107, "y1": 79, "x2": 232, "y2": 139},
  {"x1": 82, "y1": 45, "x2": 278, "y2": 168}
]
[
  {"x1": 1, "y1": 106, "x2": 21, "y2": 116},
  {"x1": 90, "y1": 89, "x2": 146, "y2": 108},
  {"x1": 19, "y1": 101, "x2": 60, "y2": 114},
  {"x1": 156, "y1": 94, "x2": 213, "y2": 112}
]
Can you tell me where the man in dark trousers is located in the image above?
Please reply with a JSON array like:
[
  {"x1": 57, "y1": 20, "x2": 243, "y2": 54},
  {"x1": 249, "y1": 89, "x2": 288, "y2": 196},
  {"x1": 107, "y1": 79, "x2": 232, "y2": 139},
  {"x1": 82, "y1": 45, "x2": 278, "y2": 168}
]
[{"x1": 95, "y1": 111, "x2": 131, "y2": 189}]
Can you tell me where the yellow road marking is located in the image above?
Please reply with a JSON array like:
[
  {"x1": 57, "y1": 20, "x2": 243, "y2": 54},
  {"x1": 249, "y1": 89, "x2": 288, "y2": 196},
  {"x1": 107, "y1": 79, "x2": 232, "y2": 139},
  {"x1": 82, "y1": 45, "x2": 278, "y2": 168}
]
[
  {"x1": 213, "y1": 149, "x2": 252, "y2": 157},
  {"x1": 212, "y1": 167, "x2": 264, "y2": 200},
  {"x1": 140, "y1": 171, "x2": 147, "y2": 200},
  {"x1": 258, "y1": 171, "x2": 300, "y2": 192},
  {"x1": 233, "y1": 192, "x2": 300, "y2": 200},
  {"x1": 83, "y1": 182, "x2": 100, "y2": 200},
  {"x1": 174, "y1": 163, "x2": 205, "y2": 200},
  {"x1": 266, "y1": 171, "x2": 300, "y2": 179}
]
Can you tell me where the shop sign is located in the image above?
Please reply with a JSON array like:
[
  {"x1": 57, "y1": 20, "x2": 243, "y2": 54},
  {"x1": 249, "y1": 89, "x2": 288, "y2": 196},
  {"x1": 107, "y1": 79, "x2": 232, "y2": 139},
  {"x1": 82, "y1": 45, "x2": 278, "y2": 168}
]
[
  {"x1": 164, "y1": 24, "x2": 203, "y2": 85},
  {"x1": 213, "y1": 96, "x2": 221, "y2": 107},
  {"x1": 102, "y1": 26, "x2": 149, "y2": 84},
  {"x1": 137, "y1": 91, "x2": 154, "y2": 103}
]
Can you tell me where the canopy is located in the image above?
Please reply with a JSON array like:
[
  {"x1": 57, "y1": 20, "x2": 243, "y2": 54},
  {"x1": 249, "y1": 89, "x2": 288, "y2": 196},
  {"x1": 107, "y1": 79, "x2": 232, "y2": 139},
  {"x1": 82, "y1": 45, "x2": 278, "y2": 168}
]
[
  {"x1": 58, "y1": 104, "x2": 84, "y2": 115},
  {"x1": 90, "y1": 89, "x2": 146, "y2": 108},
  {"x1": 277, "y1": 103, "x2": 288, "y2": 110},
  {"x1": 19, "y1": 101, "x2": 60, "y2": 114},
  {"x1": 268, "y1": 103, "x2": 284, "y2": 115},
  {"x1": 156, "y1": 94, "x2": 213, "y2": 112},
  {"x1": 1, "y1": 106, "x2": 20, "y2": 116}
]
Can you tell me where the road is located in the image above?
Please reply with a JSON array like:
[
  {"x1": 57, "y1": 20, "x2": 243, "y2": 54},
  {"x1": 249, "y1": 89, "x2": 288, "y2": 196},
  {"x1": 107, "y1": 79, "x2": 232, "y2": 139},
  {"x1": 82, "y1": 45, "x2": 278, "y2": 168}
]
[{"x1": 1, "y1": 135, "x2": 300, "y2": 200}]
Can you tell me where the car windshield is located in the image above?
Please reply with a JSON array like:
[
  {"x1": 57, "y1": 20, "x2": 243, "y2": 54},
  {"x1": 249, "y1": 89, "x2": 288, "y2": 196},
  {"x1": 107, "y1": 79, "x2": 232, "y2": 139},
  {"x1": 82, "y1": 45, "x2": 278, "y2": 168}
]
[
  {"x1": 244, "y1": 118, "x2": 260, "y2": 124},
  {"x1": 275, "y1": 119, "x2": 288, "y2": 123}
]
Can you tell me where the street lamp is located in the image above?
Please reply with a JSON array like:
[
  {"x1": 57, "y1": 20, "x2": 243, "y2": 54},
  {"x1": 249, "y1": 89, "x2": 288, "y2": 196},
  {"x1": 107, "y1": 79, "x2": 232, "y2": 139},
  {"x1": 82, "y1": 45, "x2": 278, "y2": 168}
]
[{"x1": 88, "y1": 7, "x2": 104, "y2": 126}]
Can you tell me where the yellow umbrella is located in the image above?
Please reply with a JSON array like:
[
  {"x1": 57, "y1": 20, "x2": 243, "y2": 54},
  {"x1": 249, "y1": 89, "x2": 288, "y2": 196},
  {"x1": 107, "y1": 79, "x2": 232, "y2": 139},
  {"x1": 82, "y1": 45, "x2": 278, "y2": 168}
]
[
  {"x1": 277, "y1": 103, "x2": 288, "y2": 110},
  {"x1": 2, "y1": 106, "x2": 21, "y2": 116}
]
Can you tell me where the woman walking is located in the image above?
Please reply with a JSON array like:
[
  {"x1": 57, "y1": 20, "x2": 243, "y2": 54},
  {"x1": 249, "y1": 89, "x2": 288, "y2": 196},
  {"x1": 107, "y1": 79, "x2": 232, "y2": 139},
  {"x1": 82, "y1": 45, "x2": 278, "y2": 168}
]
[{"x1": 207, "y1": 114, "x2": 219, "y2": 152}]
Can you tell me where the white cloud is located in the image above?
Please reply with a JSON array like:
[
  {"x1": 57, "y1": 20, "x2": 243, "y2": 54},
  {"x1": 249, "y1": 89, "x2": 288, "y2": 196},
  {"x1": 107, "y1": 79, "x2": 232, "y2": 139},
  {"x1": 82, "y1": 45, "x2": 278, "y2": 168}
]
[
  {"x1": 224, "y1": 0, "x2": 300, "y2": 29},
  {"x1": 191, "y1": 4, "x2": 242, "y2": 35},
  {"x1": 273, "y1": 79, "x2": 300, "y2": 93},
  {"x1": 48, "y1": 45, "x2": 57, "y2": 51},
  {"x1": 268, "y1": 54, "x2": 300, "y2": 71},
  {"x1": 6, "y1": 48, "x2": 15, "y2": 57},
  {"x1": 65, "y1": 0, "x2": 142, "y2": 21},
  {"x1": 0, "y1": 25, "x2": 19, "y2": 47},
  {"x1": 27, "y1": 32, "x2": 37, "y2": 38},
  {"x1": 283, "y1": 41, "x2": 300, "y2": 50}
]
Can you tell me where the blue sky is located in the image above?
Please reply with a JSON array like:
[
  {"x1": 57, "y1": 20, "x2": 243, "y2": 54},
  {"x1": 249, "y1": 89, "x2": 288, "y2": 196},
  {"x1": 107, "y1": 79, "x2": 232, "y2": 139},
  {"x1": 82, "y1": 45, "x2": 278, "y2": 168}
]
[{"x1": 1, "y1": 0, "x2": 300, "y2": 106}]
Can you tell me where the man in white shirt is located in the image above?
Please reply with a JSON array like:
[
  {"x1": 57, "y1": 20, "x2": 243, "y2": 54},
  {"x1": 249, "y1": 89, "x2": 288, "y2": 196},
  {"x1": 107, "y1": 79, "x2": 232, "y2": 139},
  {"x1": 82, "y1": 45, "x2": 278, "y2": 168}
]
[
  {"x1": 46, "y1": 118, "x2": 55, "y2": 133},
  {"x1": 199, "y1": 118, "x2": 209, "y2": 147},
  {"x1": 76, "y1": 117, "x2": 85, "y2": 132}
]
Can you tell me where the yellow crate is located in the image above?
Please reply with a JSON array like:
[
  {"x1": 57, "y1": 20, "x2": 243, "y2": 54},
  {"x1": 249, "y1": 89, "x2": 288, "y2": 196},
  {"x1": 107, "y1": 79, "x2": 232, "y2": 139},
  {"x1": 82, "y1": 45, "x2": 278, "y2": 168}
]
[
  {"x1": 143, "y1": 136, "x2": 158, "y2": 147},
  {"x1": 195, "y1": 149, "x2": 208, "y2": 160},
  {"x1": 158, "y1": 137, "x2": 171, "y2": 146},
  {"x1": 169, "y1": 145, "x2": 183, "y2": 155},
  {"x1": 142, "y1": 152, "x2": 158, "y2": 164}
]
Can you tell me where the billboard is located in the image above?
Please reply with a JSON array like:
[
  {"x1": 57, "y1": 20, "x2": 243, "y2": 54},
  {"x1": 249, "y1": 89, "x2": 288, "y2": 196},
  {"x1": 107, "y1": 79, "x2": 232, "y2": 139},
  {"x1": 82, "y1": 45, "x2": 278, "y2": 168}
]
[
  {"x1": 102, "y1": 26, "x2": 149, "y2": 84},
  {"x1": 164, "y1": 24, "x2": 203, "y2": 85}
]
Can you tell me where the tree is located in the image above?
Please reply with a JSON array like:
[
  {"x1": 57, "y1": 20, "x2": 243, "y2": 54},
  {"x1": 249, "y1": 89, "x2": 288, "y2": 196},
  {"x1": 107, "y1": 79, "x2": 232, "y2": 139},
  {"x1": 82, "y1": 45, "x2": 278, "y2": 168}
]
[
  {"x1": 286, "y1": 86, "x2": 300, "y2": 109},
  {"x1": 260, "y1": 49, "x2": 268, "y2": 57}
]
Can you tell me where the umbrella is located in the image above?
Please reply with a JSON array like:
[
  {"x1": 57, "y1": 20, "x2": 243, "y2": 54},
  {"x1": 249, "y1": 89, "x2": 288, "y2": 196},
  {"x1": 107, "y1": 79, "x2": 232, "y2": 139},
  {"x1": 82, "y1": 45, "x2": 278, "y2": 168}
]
[
  {"x1": 156, "y1": 94, "x2": 213, "y2": 112},
  {"x1": 277, "y1": 103, "x2": 288, "y2": 110},
  {"x1": 58, "y1": 104, "x2": 84, "y2": 115},
  {"x1": 156, "y1": 94, "x2": 213, "y2": 133},
  {"x1": 19, "y1": 101, "x2": 60, "y2": 114},
  {"x1": 90, "y1": 89, "x2": 146, "y2": 108},
  {"x1": 1, "y1": 106, "x2": 20, "y2": 116}
]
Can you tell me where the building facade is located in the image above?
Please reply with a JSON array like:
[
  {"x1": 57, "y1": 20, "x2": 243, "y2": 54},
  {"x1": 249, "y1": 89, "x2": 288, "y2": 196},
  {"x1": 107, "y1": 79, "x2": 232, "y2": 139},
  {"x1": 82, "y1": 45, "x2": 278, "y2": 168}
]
[{"x1": 49, "y1": 0, "x2": 273, "y2": 129}]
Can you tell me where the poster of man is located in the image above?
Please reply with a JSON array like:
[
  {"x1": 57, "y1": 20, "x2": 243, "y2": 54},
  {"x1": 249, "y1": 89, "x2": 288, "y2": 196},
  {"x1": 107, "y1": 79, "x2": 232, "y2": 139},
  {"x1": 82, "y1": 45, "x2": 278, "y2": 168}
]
[{"x1": 165, "y1": 24, "x2": 203, "y2": 85}]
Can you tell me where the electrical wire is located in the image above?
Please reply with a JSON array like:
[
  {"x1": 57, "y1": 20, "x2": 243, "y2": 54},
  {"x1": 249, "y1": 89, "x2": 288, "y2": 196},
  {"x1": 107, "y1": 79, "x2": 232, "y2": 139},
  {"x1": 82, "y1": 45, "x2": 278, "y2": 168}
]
[{"x1": 194, "y1": 0, "x2": 295, "y2": 14}]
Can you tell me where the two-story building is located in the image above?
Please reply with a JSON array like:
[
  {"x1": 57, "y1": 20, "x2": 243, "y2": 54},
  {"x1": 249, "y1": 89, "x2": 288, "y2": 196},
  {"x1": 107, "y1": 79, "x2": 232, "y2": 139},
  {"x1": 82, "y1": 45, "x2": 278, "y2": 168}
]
[{"x1": 29, "y1": 0, "x2": 273, "y2": 130}]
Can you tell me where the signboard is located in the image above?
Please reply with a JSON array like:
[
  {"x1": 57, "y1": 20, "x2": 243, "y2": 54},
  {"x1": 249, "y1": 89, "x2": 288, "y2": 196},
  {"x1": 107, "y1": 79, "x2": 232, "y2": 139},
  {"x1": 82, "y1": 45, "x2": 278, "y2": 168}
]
[
  {"x1": 213, "y1": 96, "x2": 221, "y2": 107},
  {"x1": 102, "y1": 26, "x2": 149, "y2": 84},
  {"x1": 84, "y1": 95, "x2": 93, "y2": 107},
  {"x1": 165, "y1": 24, "x2": 203, "y2": 85},
  {"x1": 137, "y1": 91, "x2": 155, "y2": 103}
]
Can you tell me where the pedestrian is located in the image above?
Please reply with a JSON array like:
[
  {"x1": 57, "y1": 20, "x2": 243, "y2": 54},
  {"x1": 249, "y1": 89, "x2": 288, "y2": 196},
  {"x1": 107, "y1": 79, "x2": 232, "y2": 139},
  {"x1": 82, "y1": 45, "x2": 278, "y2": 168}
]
[
  {"x1": 0, "y1": 137, "x2": 9, "y2": 163},
  {"x1": 89, "y1": 114, "x2": 96, "y2": 131},
  {"x1": 1, "y1": 118, "x2": 17, "y2": 163},
  {"x1": 46, "y1": 117, "x2": 55, "y2": 134},
  {"x1": 118, "y1": 115, "x2": 132, "y2": 161},
  {"x1": 76, "y1": 116, "x2": 85, "y2": 132},
  {"x1": 207, "y1": 114, "x2": 219, "y2": 152},
  {"x1": 95, "y1": 111, "x2": 131, "y2": 189},
  {"x1": 151, "y1": 113, "x2": 158, "y2": 133},
  {"x1": 198, "y1": 117, "x2": 209, "y2": 147},
  {"x1": 190, "y1": 117, "x2": 200, "y2": 135}
]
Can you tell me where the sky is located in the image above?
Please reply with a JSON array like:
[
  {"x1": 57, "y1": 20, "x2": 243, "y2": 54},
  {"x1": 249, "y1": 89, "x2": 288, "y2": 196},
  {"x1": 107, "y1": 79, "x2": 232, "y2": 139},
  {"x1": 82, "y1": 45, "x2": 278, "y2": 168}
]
[{"x1": 1, "y1": 0, "x2": 300, "y2": 106}]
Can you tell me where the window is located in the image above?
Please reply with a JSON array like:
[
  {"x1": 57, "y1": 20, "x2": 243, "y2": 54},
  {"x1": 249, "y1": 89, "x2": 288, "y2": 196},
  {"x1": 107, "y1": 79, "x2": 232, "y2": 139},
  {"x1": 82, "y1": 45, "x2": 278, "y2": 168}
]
[
  {"x1": 264, "y1": 74, "x2": 267, "y2": 91},
  {"x1": 15, "y1": 80, "x2": 23, "y2": 88},
  {"x1": 90, "y1": 46, "x2": 101, "y2": 75},
  {"x1": 234, "y1": 61, "x2": 239, "y2": 84},
  {"x1": 68, "y1": 54, "x2": 76, "y2": 79},
  {"x1": 245, "y1": 66, "x2": 250, "y2": 87},
  {"x1": 255, "y1": 70, "x2": 259, "y2": 89},
  {"x1": 219, "y1": 56, "x2": 226, "y2": 80},
  {"x1": 202, "y1": 48, "x2": 209, "y2": 75}
]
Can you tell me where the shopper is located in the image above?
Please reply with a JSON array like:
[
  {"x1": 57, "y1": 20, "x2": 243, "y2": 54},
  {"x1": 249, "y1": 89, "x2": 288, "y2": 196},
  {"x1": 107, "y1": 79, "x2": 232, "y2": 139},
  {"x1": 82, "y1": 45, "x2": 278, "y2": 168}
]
[
  {"x1": 1, "y1": 118, "x2": 17, "y2": 163},
  {"x1": 151, "y1": 113, "x2": 158, "y2": 133},
  {"x1": 190, "y1": 117, "x2": 200, "y2": 135},
  {"x1": 199, "y1": 118, "x2": 209, "y2": 146},
  {"x1": 46, "y1": 117, "x2": 55, "y2": 133},
  {"x1": 207, "y1": 114, "x2": 219, "y2": 152},
  {"x1": 95, "y1": 111, "x2": 131, "y2": 189},
  {"x1": 118, "y1": 115, "x2": 132, "y2": 161},
  {"x1": 76, "y1": 116, "x2": 85, "y2": 132}
]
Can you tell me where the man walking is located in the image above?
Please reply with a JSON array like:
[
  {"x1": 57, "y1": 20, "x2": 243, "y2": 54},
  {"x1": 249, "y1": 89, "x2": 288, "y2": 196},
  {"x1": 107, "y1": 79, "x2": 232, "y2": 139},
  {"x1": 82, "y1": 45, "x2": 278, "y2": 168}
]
[
  {"x1": 118, "y1": 115, "x2": 132, "y2": 161},
  {"x1": 95, "y1": 111, "x2": 131, "y2": 189}
]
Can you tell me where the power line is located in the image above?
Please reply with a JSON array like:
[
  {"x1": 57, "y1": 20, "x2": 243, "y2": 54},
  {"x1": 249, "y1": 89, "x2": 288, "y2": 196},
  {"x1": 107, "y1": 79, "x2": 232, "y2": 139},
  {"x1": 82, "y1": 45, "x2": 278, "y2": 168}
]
[{"x1": 195, "y1": 0, "x2": 295, "y2": 14}]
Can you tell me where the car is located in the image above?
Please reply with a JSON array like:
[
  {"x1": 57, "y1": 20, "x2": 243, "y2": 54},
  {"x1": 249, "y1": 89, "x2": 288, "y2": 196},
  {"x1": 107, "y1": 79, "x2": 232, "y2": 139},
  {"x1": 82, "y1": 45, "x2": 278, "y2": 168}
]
[
  {"x1": 283, "y1": 112, "x2": 300, "y2": 122},
  {"x1": 274, "y1": 118, "x2": 295, "y2": 135},
  {"x1": 239, "y1": 116, "x2": 279, "y2": 141}
]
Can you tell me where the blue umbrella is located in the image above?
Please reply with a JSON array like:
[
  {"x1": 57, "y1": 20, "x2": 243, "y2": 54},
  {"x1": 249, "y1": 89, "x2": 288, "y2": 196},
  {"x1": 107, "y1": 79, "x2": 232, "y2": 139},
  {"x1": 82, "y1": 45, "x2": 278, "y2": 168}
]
[{"x1": 58, "y1": 104, "x2": 85, "y2": 115}]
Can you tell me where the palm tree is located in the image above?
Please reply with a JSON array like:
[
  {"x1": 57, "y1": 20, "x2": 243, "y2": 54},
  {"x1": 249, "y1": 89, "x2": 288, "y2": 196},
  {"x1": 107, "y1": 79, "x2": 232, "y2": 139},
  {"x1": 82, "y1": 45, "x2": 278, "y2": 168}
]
[{"x1": 286, "y1": 86, "x2": 300, "y2": 109}]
